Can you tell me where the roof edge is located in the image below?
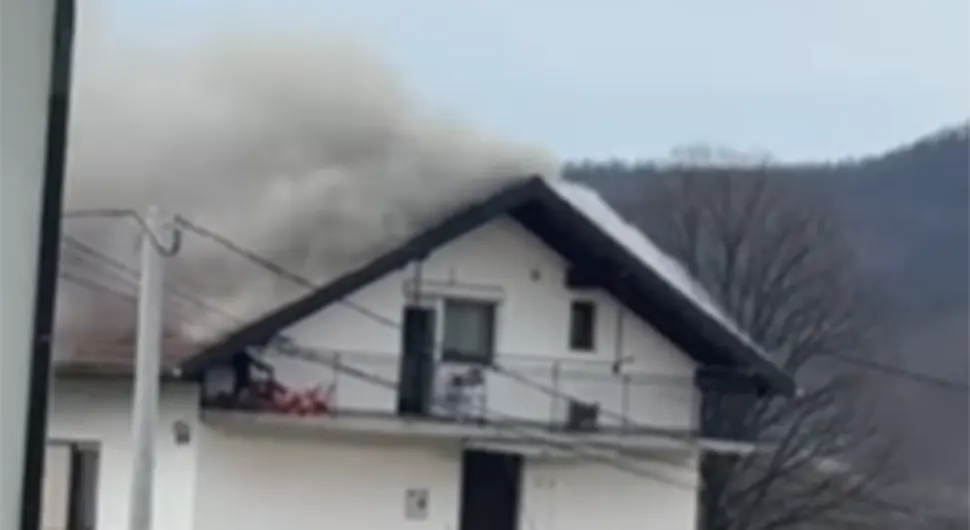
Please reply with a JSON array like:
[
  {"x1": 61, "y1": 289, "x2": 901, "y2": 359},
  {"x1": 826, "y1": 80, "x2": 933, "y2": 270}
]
[
  {"x1": 178, "y1": 175, "x2": 547, "y2": 376},
  {"x1": 178, "y1": 175, "x2": 795, "y2": 396}
]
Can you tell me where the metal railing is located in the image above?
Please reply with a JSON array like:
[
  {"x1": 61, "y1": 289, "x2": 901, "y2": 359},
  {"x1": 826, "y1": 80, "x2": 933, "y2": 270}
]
[{"x1": 201, "y1": 349, "x2": 702, "y2": 436}]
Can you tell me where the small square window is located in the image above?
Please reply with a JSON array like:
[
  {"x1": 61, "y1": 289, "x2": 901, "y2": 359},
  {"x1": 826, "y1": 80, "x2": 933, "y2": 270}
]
[
  {"x1": 569, "y1": 301, "x2": 596, "y2": 351},
  {"x1": 442, "y1": 299, "x2": 496, "y2": 364}
]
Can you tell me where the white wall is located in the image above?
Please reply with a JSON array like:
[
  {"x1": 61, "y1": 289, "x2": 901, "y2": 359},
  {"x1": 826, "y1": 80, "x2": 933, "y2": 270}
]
[
  {"x1": 193, "y1": 428, "x2": 698, "y2": 530},
  {"x1": 0, "y1": 0, "x2": 61, "y2": 526},
  {"x1": 522, "y1": 459, "x2": 699, "y2": 530},
  {"x1": 46, "y1": 377, "x2": 699, "y2": 530},
  {"x1": 193, "y1": 430, "x2": 462, "y2": 530},
  {"x1": 41, "y1": 445, "x2": 71, "y2": 530},
  {"x1": 47, "y1": 379, "x2": 202, "y2": 530},
  {"x1": 241, "y1": 217, "x2": 699, "y2": 431}
]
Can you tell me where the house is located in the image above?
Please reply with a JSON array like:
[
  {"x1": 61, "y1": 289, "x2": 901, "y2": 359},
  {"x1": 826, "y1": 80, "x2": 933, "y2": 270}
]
[{"x1": 45, "y1": 176, "x2": 795, "y2": 530}]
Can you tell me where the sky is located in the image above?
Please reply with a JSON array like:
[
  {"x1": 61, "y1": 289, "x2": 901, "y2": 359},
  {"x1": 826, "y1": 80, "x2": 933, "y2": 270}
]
[{"x1": 87, "y1": 0, "x2": 968, "y2": 162}]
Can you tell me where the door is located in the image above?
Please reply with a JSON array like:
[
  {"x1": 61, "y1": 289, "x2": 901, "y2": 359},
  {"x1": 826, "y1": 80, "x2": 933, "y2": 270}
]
[
  {"x1": 459, "y1": 450, "x2": 523, "y2": 530},
  {"x1": 397, "y1": 306, "x2": 436, "y2": 416}
]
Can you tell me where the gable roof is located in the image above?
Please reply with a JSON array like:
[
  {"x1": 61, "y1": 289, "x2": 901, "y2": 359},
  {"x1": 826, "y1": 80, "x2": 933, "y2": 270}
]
[{"x1": 179, "y1": 176, "x2": 795, "y2": 395}]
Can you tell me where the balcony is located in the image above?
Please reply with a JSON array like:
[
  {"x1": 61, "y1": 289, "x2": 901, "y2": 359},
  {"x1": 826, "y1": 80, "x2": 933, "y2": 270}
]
[{"x1": 200, "y1": 349, "x2": 755, "y2": 456}]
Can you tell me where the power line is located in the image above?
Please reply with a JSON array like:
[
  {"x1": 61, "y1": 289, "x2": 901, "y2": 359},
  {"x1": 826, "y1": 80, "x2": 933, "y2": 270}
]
[
  {"x1": 62, "y1": 246, "x2": 698, "y2": 489},
  {"x1": 823, "y1": 351, "x2": 969, "y2": 392},
  {"x1": 175, "y1": 217, "x2": 718, "y2": 442},
  {"x1": 58, "y1": 227, "x2": 699, "y2": 487},
  {"x1": 57, "y1": 268, "x2": 196, "y2": 328},
  {"x1": 262, "y1": 339, "x2": 960, "y2": 522},
  {"x1": 174, "y1": 215, "x2": 970, "y2": 517},
  {"x1": 269, "y1": 337, "x2": 697, "y2": 490},
  {"x1": 62, "y1": 213, "x2": 955, "y2": 517},
  {"x1": 174, "y1": 216, "x2": 395, "y2": 327},
  {"x1": 489, "y1": 362, "x2": 694, "y2": 438},
  {"x1": 58, "y1": 243, "x2": 235, "y2": 341},
  {"x1": 179, "y1": 215, "x2": 970, "y2": 393},
  {"x1": 67, "y1": 211, "x2": 970, "y2": 393},
  {"x1": 169, "y1": 214, "x2": 970, "y2": 517},
  {"x1": 63, "y1": 209, "x2": 181, "y2": 255},
  {"x1": 62, "y1": 208, "x2": 134, "y2": 219},
  {"x1": 266, "y1": 342, "x2": 940, "y2": 517},
  {"x1": 61, "y1": 235, "x2": 242, "y2": 325},
  {"x1": 59, "y1": 270, "x2": 137, "y2": 302}
]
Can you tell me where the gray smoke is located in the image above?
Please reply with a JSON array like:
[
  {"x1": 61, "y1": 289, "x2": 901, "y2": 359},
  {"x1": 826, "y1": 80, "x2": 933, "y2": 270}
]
[{"x1": 58, "y1": 27, "x2": 557, "y2": 347}]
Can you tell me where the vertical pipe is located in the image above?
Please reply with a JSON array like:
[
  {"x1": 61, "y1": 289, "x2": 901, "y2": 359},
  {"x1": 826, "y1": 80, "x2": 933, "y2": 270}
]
[
  {"x1": 612, "y1": 306, "x2": 625, "y2": 374},
  {"x1": 550, "y1": 361, "x2": 561, "y2": 426},
  {"x1": 333, "y1": 352, "x2": 342, "y2": 410},
  {"x1": 621, "y1": 375, "x2": 631, "y2": 431}
]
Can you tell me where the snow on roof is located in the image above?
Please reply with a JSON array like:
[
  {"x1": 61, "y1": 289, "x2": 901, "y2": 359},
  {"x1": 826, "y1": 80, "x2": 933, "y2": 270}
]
[{"x1": 547, "y1": 179, "x2": 767, "y2": 356}]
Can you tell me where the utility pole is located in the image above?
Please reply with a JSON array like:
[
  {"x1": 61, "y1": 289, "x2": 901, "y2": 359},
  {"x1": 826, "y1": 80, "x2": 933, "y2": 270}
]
[
  {"x1": 128, "y1": 206, "x2": 177, "y2": 530},
  {"x1": 1, "y1": 1, "x2": 75, "y2": 529}
]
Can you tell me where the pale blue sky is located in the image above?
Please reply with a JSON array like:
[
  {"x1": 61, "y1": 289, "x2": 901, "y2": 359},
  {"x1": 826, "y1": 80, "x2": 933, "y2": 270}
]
[{"x1": 88, "y1": 0, "x2": 968, "y2": 161}]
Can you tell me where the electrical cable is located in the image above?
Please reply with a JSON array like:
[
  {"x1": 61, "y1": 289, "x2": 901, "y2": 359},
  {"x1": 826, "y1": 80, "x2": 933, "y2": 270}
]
[
  {"x1": 176, "y1": 216, "x2": 731, "y2": 452},
  {"x1": 268, "y1": 337, "x2": 698, "y2": 490},
  {"x1": 63, "y1": 209, "x2": 181, "y2": 256},
  {"x1": 63, "y1": 214, "x2": 964, "y2": 518},
  {"x1": 177, "y1": 217, "x2": 758, "y2": 429},
  {"x1": 58, "y1": 243, "x2": 227, "y2": 338},
  {"x1": 176, "y1": 216, "x2": 968, "y2": 520},
  {"x1": 490, "y1": 363, "x2": 695, "y2": 438},
  {"x1": 62, "y1": 208, "x2": 133, "y2": 219},
  {"x1": 177, "y1": 216, "x2": 970, "y2": 393},
  {"x1": 58, "y1": 270, "x2": 137, "y2": 302},
  {"x1": 174, "y1": 216, "x2": 395, "y2": 327},
  {"x1": 57, "y1": 224, "x2": 698, "y2": 489},
  {"x1": 821, "y1": 351, "x2": 969, "y2": 392},
  {"x1": 265, "y1": 340, "x2": 960, "y2": 522},
  {"x1": 61, "y1": 235, "x2": 242, "y2": 325},
  {"x1": 57, "y1": 268, "x2": 195, "y2": 328}
]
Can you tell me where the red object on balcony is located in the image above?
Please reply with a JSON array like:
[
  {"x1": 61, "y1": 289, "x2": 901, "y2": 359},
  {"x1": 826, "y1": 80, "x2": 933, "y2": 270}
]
[{"x1": 254, "y1": 378, "x2": 333, "y2": 416}]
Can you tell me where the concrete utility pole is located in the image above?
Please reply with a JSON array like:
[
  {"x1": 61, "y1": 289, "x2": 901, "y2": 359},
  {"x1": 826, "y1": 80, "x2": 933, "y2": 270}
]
[
  {"x1": 0, "y1": 0, "x2": 75, "y2": 529},
  {"x1": 128, "y1": 207, "x2": 178, "y2": 530}
]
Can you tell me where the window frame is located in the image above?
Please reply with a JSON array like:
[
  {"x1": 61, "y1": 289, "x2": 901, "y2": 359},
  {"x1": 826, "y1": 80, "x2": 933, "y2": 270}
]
[
  {"x1": 440, "y1": 297, "x2": 498, "y2": 365},
  {"x1": 568, "y1": 299, "x2": 597, "y2": 352},
  {"x1": 44, "y1": 440, "x2": 100, "y2": 530}
]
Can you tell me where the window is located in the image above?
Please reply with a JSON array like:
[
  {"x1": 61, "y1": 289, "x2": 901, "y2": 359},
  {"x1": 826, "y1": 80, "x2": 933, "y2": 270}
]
[
  {"x1": 569, "y1": 300, "x2": 596, "y2": 351},
  {"x1": 43, "y1": 442, "x2": 99, "y2": 530},
  {"x1": 442, "y1": 299, "x2": 496, "y2": 364}
]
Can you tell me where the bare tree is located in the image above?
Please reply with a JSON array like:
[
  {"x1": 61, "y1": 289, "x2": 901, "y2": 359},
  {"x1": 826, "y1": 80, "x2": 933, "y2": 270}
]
[{"x1": 627, "y1": 157, "x2": 901, "y2": 530}]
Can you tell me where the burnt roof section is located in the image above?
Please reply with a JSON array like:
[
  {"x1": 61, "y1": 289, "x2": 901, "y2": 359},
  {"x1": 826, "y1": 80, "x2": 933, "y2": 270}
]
[
  {"x1": 179, "y1": 176, "x2": 795, "y2": 395},
  {"x1": 54, "y1": 329, "x2": 201, "y2": 378}
]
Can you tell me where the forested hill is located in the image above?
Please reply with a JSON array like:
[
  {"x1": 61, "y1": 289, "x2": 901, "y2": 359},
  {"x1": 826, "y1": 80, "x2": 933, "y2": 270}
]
[
  {"x1": 566, "y1": 126, "x2": 968, "y2": 323},
  {"x1": 564, "y1": 124, "x2": 969, "y2": 491}
]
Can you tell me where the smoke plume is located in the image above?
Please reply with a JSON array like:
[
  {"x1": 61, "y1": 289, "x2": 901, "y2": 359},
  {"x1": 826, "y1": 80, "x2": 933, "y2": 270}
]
[{"x1": 58, "y1": 27, "x2": 557, "y2": 348}]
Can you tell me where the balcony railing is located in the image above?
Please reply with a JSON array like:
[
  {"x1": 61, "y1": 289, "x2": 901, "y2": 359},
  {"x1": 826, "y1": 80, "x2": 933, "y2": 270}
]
[{"x1": 201, "y1": 349, "x2": 701, "y2": 437}]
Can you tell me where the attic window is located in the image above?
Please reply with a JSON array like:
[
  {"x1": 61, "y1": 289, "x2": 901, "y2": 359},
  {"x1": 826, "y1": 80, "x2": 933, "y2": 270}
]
[{"x1": 569, "y1": 300, "x2": 596, "y2": 352}]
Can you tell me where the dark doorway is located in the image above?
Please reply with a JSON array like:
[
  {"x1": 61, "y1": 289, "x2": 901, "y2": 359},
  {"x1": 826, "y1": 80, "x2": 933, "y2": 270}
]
[
  {"x1": 397, "y1": 306, "x2": 436, "y2": 416},
  {"x1": 459, "y1": 450, "x2": 523, "y2": 530}
]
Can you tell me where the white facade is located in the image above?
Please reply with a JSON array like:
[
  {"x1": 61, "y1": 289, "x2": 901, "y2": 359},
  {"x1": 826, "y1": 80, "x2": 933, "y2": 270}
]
[
  {"x1": 194, "y1": 428, "x2": 698, "y2": 530},
  {"x1": 523, "y1": 461, "x2": 698, "y2": 530},
  {"x1": 217, "y1": 217, "x2": 701, "y2": 433},
  {"x1": 46, "y1": 214, "x2": 714, "y2": 529},
  {"x1": 47, "y1": 379, "x2": 699, "y2": 530},
  {"x1": 47, "y1": 379, "x2": 202, "y2": 530},
  {"x1": 193, "y1": 430, "x2": 462, "y2": 530}
]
